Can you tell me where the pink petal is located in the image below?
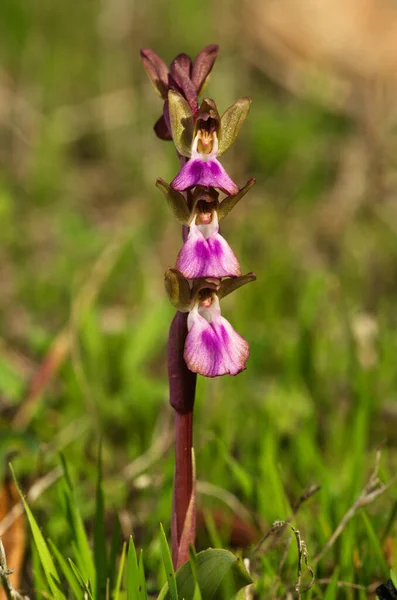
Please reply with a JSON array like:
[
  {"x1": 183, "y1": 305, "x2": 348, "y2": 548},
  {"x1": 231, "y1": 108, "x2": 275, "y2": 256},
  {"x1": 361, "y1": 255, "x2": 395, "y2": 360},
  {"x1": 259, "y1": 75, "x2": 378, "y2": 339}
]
[
  {"x1": 184, "y1": 310, "x2": 249, "y2": 377},
  {"x1": 176, "y1": 226, "x2": 241, "y2": 279},
  {"x1": 171, "y1": 159, "x2": 238, "y2": 194}
]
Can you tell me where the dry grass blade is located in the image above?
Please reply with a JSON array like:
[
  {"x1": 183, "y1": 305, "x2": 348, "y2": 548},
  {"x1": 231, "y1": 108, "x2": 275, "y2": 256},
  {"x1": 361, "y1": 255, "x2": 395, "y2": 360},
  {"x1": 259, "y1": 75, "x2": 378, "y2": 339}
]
[
  {"x1": 313, "y1": 446, "x2": 397, "y2": 565},
  {"x1": 0, "y1": 537, "x2": 29, "y2": 600},
  {"x1": 255, "y1": 521, "x2": 314, "y2": 598},
  {"x1": 251, "y1": 483, "x2": 320, "y2": 557},
  {"x1": 0, "y1": 480, "x2": 26, "y2": 600},
  {"x1": 0, "y1": 467, "x2": 62, "y2": 538}
]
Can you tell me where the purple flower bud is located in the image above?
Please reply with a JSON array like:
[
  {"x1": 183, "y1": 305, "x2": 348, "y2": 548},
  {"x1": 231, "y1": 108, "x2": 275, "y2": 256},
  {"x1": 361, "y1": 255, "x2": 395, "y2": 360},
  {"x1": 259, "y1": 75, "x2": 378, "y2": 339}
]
[{"x1": 140, "y1": 45, "x2": 219, "y2": 141}]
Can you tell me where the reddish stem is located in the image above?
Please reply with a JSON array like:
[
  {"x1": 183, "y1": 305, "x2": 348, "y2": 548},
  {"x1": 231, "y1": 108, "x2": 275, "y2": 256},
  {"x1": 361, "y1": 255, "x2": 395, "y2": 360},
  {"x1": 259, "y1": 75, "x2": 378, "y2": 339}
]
[
  {"x1": 172, "y1": 411, "x2": 194, "y2": 567},
  {"x1": 168, "y1": 311, "x2": 197, "y2": 567}
]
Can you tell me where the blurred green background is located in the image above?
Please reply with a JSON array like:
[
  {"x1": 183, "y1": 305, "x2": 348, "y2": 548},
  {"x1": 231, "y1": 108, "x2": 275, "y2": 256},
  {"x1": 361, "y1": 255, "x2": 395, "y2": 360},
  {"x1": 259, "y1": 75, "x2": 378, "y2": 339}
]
[{"x1": 1, "y1": 0, "x2": 397, "y2": 597}]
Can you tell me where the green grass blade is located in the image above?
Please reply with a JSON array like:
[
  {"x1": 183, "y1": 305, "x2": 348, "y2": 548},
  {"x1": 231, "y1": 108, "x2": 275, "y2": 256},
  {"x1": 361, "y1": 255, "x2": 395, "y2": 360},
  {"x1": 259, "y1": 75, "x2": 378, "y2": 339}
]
[
  {"x1": 323, "y1": 568, "x2": 339, "y2": 600},
  {"x1": 49, "y1": 539, "x2": 84, "y2": 600},
  {"x1": 10, "y1": 464, "x2": 63, "y2": 599},
  {"x1": 361, "y1": 512, "x2": 388, "y2": 577},
  {"x1": 69, "y1": 559, "x2": 94, "y2": 600},
  {"x1": 60, "y1": 455, "x2": 96, "y2": 591},
  {"x1": 202, "y1": 510, "x2": 223, "y2": 549},
  {"x1": 159, "y1": 523, "x2": 178, "y2": 600},
  {"x1": 127, "y1": 536, "x2": 140, "y2": 600},
  {"x1": 188, "y1": 546, "x2": 202, "y2": 600},
  {"x1": 391, "y1": 569, "x2": 397, "y2": 589},
  {"x1": 114, "y1": 541, "x2": 127, "y2": 600},
  {"x1": 138, "y1": 550, "x2": 148, "y2": 599},
  {"x1": 94, "y1": 445, "x2": 108, "y2": 600},
  {"x1": 31, "y1": 540, "x2": 50, "y2": 598},
  {"x1": 109, "y1": 517, "x2": 122, "y2": 591}
]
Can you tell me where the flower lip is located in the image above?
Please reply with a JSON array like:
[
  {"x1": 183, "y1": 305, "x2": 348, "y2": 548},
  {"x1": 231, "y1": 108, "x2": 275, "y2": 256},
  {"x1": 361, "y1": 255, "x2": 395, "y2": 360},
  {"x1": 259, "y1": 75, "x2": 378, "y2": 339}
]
[
  {"x1": 184, "y1": 292, "x2": 250, "y2": 377},
  {"x1": 175, "y1": 208, "x2": 242, "y2": 279}
]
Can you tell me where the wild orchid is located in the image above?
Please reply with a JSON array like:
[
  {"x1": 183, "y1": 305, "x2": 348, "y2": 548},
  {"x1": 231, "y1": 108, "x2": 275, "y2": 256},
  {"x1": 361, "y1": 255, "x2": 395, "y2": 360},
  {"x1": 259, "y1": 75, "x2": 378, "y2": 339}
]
[
  {"x1": 168, "y1": 93, "x2": 251, "y2": 194},
  {"x1": 141, "y1": 43, "x2": 256, "y2": 569},
  {"x1": 156, "y1": 179, "x2": 255, "y2": 278},
  {"x1": 165, "y1": 269, "x2": 256, "y2": 377}
]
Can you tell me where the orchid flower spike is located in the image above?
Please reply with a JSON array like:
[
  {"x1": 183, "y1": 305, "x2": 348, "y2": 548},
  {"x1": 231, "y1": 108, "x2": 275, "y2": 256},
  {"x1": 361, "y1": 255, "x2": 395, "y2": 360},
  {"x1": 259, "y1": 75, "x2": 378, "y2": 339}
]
[
  {"x1": 156, "y1": 179, "x2": 256, "y2": 279},
  {"x1": 168, "y1": 93, "x2": 251, "y2": 195},
  {"x1": 140, "y1": 45, "x2": 219, "y2": 140},
  {"x1": 165, "y1": 269, "x2": 256, "y2": 377}
]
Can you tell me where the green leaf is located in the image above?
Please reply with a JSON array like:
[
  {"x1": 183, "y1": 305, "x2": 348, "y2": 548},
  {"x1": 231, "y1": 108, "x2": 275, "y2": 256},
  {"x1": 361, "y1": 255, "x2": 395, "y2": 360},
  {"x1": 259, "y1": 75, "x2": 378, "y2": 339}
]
[
  {"x1": 114, "y1": 541, "x2": 126, "y2": 600},
  {"x1": 218, "y1": 98, "x2": 251, "y2": 157},
  {"x1": 49, "y1": 538, "x2": 84, "y2": 600},
  {"x1": 159, "y1": 548, "x2": 252, "y2": 600},
  {"x1": 127, "y1": 536, "x2": 140, "y2": 600},
  {"x1": 10, "y1": 464, "x2": 64, "y2": 599},
  {"x1": 168, "y1": 90, "x2": 194, "y2": 157},
  {"x1": 159, "y1": 523, "x2": 178, "y2": 600}
]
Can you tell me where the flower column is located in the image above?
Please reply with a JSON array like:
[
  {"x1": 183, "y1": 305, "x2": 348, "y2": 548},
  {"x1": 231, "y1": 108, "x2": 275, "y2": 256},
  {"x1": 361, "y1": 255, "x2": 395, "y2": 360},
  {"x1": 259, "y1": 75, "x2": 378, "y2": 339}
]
[{"x1": 141, "y1": 46, "x2": 256, "y2": 568}]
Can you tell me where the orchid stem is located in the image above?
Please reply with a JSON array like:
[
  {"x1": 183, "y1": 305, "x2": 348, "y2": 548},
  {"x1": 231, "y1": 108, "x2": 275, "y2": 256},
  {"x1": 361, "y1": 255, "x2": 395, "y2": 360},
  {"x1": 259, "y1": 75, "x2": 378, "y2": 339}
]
[
  {"x1": 172, "y1": 410, "x2": 194, "y2": 567},
  {"x1": 168, "y1": 309, "x2": 197, "y2": 568}
]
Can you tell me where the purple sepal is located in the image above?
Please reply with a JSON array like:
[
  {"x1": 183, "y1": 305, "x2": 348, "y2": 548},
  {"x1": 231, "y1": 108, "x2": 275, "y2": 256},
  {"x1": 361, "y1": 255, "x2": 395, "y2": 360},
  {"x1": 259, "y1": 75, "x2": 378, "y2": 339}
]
[
  {"x1": 171, "y1": 158, "x2": 238, "y2": 195},
  {"x1": 184, "y1": 307, "x2": 249, "y2": 378},
  {"x1": 176, "y1": 226, "x2": 241, "y2": 279},
  {"x1": 154, "y1": 114, "x2": 172, "y2": 140}
]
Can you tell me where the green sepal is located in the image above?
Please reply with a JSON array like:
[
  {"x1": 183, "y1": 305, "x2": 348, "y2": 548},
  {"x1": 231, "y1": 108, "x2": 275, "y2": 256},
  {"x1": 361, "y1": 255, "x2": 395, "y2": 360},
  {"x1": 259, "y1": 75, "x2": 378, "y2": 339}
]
[
  {"x1": 218, "y1": 97, "x2": 251, "y2": 156},
  {"x1": 164, "y1": 268, "x2": 192, "y2": 311},
  {"x1": 156, "y1": 178, "x2": 191, "y2": 224},
  {"x1": 168, "y1": 90, "x2": 194, "y2": 157},
  {"x1": 218, "y1": 272, "x2": 256, "y2": 300},
  {"x1": 218, "y1": 178, "x2": 256, "y2": 221}
]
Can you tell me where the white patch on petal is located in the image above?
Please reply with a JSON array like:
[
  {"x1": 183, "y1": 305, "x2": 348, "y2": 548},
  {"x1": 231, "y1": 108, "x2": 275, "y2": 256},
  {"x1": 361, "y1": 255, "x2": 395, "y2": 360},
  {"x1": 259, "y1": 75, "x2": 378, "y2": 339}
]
[
  {"x1": 191, "y1": 131, "x2": 219, "y2": 162},
  {"x1": 187, "y1": 302, "x2": 200, "y2": 331},
  {"x1": 198, "y1": 294, "x2": 221, "y2": 322},
  {"x1": 196, "y1": 209, "x2": 219, "y2": 239}
]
